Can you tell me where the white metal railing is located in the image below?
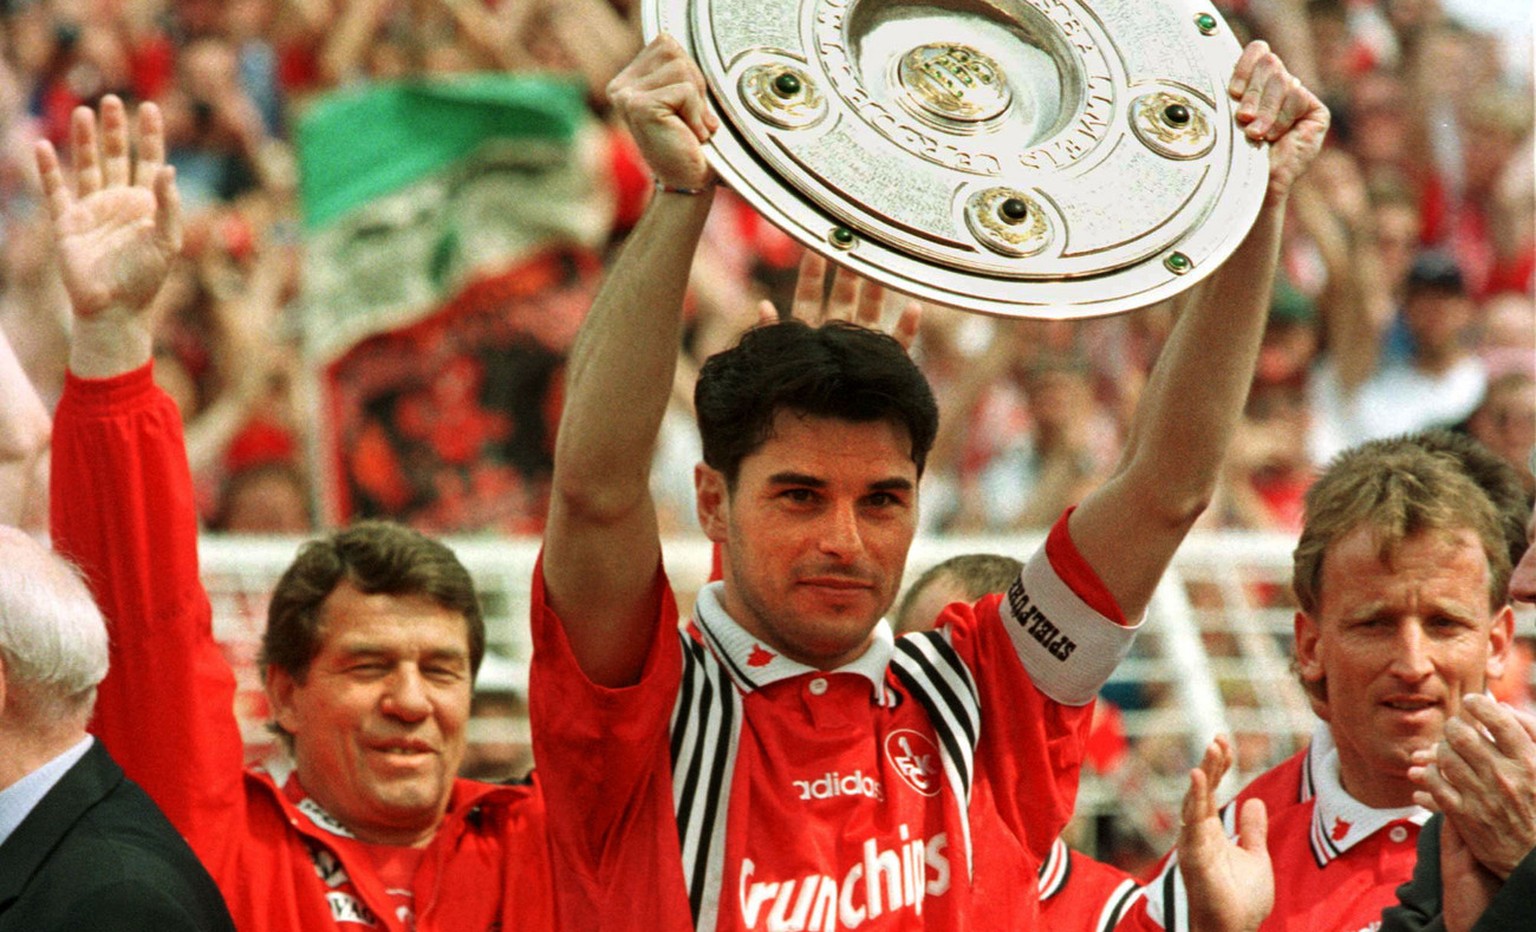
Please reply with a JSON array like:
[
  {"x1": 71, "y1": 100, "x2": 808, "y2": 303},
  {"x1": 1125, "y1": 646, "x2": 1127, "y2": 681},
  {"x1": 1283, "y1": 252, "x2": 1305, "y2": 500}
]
[{"x1": 200, "y1": 529, "x2": 1313, "y2": 851}]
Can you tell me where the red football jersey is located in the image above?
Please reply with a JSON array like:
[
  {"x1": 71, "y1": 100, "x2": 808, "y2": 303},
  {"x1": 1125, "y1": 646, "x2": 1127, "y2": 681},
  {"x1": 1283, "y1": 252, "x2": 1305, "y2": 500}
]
[
  {"x1": 1037, "y1": 837, "x2": 1140, "y2": 932},
  {"x1": 530, "y1": 514, "x2": 1140, "y2": 930},
  {"x1": 1115, "y1": 726, "x2": 1428, "y2": 932}
]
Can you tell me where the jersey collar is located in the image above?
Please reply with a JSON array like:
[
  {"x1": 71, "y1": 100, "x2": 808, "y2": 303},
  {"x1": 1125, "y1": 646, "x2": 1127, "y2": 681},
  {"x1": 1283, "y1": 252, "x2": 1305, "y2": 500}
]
[
  {"x1": 692, "y1": 581, "x2": 893, "y2": 702},
  {"x1": 1305, "y1": 722, "x2": 1429, "y2": 866}
]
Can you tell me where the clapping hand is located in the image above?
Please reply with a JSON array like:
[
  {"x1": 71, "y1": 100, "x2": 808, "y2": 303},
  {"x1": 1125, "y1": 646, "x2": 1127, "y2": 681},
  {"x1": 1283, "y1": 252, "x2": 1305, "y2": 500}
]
[{"x1": 1178, "y1": 736, "x2": 1273, "y2": 932}]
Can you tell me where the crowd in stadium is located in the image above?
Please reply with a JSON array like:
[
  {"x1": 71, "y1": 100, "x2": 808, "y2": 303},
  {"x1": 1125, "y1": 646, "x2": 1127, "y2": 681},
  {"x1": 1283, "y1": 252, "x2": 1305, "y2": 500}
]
[
  {"x1": 0, "y1": 0, "x2": 1528, "y2": 539},
  {"x1": 0, "y1": 0, "x2": 1531, "y2": 930}
]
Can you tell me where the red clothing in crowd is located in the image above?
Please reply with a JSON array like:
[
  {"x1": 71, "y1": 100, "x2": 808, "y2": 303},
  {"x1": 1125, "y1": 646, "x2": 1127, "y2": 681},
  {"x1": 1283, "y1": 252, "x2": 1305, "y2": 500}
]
[
  {"x1": 50, "y1": 365, "x2": 553, "y2": 932},
  {"x1": 1114, "y1": 726, "x2": 1426, "y2": 932},
  {"x1": 530, "y1": 512, "x2": 1141, "y2": 930}
]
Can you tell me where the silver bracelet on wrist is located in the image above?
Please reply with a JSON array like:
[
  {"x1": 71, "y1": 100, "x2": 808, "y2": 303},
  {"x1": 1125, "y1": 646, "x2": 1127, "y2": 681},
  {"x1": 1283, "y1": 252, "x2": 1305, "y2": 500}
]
[{"x1": 653, "y1": 178, "x2": 711, "y2": 196}]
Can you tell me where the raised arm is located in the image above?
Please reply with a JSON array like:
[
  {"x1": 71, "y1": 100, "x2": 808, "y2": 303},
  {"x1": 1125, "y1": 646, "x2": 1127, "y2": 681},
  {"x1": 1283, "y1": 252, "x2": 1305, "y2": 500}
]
[
  {"x1": 42, "y1": 96, "x2": 243, "y2": 843},
  {"x1": 542, "y1": 35, "x2": 719, "y2": 687},
  {"x1": 39, "y1": 99, "x2": 182, "y2": 378},
  {"x1": 0, "y1": 326, "x2": 49, "y2": 530},
  {"x1": 1068, "y1": 42, "x2": 1328, "y2": 620}
]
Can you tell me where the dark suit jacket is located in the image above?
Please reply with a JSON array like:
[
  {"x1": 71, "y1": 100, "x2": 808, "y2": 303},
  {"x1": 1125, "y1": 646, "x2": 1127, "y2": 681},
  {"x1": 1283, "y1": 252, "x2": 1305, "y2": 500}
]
[
  {"x1": 0, "y1": 740, "x2": 234, "y2": 931},
  {"x1": 1381, "y1": 813, "x2": 1536, "y2": 932}
]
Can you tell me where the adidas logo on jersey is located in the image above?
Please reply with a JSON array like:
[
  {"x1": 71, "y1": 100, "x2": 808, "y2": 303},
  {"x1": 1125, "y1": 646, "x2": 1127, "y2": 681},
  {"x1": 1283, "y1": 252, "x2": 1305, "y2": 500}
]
[
  {"x1": 793, "y1": 770, "x2": 884, "y2": 802},
  {"x1": 738, "y1": 825, "x2": 951, "y2": 930}
]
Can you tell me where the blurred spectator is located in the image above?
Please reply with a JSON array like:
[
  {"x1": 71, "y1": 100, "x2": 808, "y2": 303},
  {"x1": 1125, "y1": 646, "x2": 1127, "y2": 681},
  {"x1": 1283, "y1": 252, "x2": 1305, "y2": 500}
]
[
  {"x1": 1460, "y1": 372, "x2": 1536, "y2": 498},
  {"x1": 458, "y1": 651, "x2": 532, "y2": 782},
  {"x1": 1257, "y1": 281, "x2": 1323, "y2": 392},
  {"x1": 0, "y1": 325, "x2": 48, "y2": 530},
  {"x1": 163, "y1": 38, "x2": 270, "y2": 208},
  {"x1": 215, "y1": 463, "x2": 311, "y2": 533},
  {"x1": 1311, "y1": 250, "x2": 1488, "y2": 460},
  {"x1": 1478, "y1": 290, "x2": 1536, "y2": 378},
  {"x1": 928, "y1": 319, "x2": 1120, "y2": 533},
  {"x1": 1215, "y1": 283, "x2": 1320, "y2": 534},
  {"x1": 1215, "y1": 400, "x2": 1315, "y2": 535},
  {"x1": 1489, "y1": 635, "x2": 1536, "y2": 717}
]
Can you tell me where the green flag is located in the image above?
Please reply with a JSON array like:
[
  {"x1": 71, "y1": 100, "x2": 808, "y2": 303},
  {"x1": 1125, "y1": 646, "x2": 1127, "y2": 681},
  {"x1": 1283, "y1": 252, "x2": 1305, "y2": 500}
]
[
  {"x1": 298, "y1": 74, "x2": 611, "y2": 362},
  {"x1": 298, "y1": 74, "x2": 614, "y2": 531}
]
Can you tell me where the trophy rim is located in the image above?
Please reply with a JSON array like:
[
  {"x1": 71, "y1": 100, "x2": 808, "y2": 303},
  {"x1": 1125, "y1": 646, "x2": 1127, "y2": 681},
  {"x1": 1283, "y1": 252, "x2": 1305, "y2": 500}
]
[{"x1": 642, "y1": 0, "x2": 1270, "y2": 320}]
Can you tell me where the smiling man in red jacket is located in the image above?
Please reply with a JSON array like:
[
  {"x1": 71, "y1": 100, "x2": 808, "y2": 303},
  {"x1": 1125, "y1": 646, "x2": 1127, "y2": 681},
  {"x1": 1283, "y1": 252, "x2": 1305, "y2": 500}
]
[{"x1": 40, "y1": 96, "x2": 550, "y2": 932}]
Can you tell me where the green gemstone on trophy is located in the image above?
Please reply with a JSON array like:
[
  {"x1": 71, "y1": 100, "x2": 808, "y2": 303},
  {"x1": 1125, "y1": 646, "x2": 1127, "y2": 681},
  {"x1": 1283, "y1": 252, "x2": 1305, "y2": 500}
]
[
  {"x1": 1164, "y1": 252, "x2": 1192, "y2": 273},
  {"x1": 1195, "y1": 12, "x2": 1218, "y2": 34},
  {"x1": 830, "y1": 226, "x2": 855, "y2": 247},
  {"x1": 1163, "y1": 103, "x2": 1191, "y2": 126},
  {"x1": 773, "y1": 72, "x2": 802, "y2": 98}
]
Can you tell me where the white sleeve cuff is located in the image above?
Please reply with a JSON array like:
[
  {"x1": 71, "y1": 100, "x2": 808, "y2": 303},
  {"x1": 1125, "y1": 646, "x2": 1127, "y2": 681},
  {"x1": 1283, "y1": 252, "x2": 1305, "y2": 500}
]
[{"x1": 1001, "y1": 543, "x2": 1142, "y2": 706}]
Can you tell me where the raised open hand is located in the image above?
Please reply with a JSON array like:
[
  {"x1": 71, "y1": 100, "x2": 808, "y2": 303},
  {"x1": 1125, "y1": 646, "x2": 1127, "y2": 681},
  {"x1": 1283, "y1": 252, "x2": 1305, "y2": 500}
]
[
  {"x1": 759, "y1": 250, "x2": 922, "y2": 351},
  {"x1": 1178, "y1": 736, "x2": 1273, "y2": 932},
  {"x1": 36, "y1": 95, "x2": 182, "y2": 321}
]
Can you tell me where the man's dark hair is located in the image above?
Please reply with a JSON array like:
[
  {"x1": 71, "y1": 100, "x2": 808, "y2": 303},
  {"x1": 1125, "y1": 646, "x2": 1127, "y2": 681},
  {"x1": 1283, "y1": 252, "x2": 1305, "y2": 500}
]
[
  {"x1": 260, "y1": 521, "x2": 486, "y2": 687},
  {"x1": 695, "y1": 320, "x2": 939, "y2": 486}
]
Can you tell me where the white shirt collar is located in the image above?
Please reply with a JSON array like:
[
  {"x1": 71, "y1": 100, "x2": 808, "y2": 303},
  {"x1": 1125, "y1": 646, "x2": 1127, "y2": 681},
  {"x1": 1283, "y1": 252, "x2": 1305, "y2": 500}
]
[
  {"x1": 691, "y1": 581, "x2": 893, "y2": 702},
  {"x1": 1305, "y1": 722, "x2": 1429, "y2": 865},
  {"x1": 0, "y1": 734, "x2": 94, "y2": 849}
]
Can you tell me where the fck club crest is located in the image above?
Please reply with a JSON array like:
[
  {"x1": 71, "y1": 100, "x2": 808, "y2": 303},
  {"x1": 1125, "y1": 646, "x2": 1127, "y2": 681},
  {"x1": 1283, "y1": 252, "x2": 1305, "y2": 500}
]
[{"x1": 884, "y1": 729, "x2": 942, "y2": 797}]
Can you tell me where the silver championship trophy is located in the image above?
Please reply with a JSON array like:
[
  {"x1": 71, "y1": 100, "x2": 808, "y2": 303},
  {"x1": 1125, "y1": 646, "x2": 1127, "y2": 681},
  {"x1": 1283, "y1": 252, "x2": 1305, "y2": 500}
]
[{"x1": 642, "y1": 0, "x2": 1269, "y2": 318}]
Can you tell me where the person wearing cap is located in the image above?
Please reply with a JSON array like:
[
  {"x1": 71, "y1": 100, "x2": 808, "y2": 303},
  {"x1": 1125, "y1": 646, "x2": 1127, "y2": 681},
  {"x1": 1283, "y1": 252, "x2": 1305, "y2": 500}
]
[{"x1": 1310, "y1": 249, "x2": 1487, "y2": 462}]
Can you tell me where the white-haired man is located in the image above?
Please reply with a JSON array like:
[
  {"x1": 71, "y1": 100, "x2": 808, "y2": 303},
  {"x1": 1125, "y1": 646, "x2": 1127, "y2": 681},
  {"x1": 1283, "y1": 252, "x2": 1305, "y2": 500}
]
[{"x1": 0, "y1": 526, "x2": 233, "y2": 931}]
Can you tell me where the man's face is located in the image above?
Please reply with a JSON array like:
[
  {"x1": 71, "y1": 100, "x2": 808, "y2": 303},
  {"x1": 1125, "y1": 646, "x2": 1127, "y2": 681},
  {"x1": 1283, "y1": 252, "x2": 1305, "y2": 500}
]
[
  {"x1": 1295, "y1": 525, "x2": 1513, "y2": 808},
  {"x1": 1467, "y1": 380, "x2": 1535, "y2": 476},
  {"x1": 268, "y1": 581, "x2": 473, "y2": 846},
  {"x1": 699, "y1": 411, "x2": 918, "y2": 669},
  {"x1": 1403, "y1": 289, "x2": 1473, "y2": 355}
]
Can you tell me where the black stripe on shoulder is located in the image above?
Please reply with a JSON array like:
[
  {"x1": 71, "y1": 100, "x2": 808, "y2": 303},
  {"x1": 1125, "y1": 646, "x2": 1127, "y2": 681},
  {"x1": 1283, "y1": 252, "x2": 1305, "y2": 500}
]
[
  {"x1": 1099, "y1": 880, "x2": 1142, "y2": 932},
  {"x1": 894, "y1": 637, "x2": 979, "y2": 748},
  {"x1": 695, "y1": 604, "x2": 757, "y2": 691},
  {"x1": 673, "y1": 662, "x2": 717, "y2": 842},
  {"x1": 1161, "y1": 863, "x2": 1179, "y2": 932},
  {"x1": 670, "y1": 639, "x2": 733, "y2": 924},
  {"x1": 914, "y1": 630, "x2": 979, "y2": 707},
  {"x1": 688, "y1": 676, "x2": 735, "y2": 920},
  {"x1": 670, "y1": 633, "x2": 701, "y2": 766},
  {"x1": 890, "y1": 659, "x2": 972, "y2": 796}
]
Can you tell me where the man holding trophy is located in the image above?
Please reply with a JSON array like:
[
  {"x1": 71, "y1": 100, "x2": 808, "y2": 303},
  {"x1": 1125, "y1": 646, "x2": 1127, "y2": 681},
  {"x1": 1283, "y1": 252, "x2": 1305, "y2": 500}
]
[{"x1": 531, "y1": 20, "x2": 1327, "y2": 932}]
